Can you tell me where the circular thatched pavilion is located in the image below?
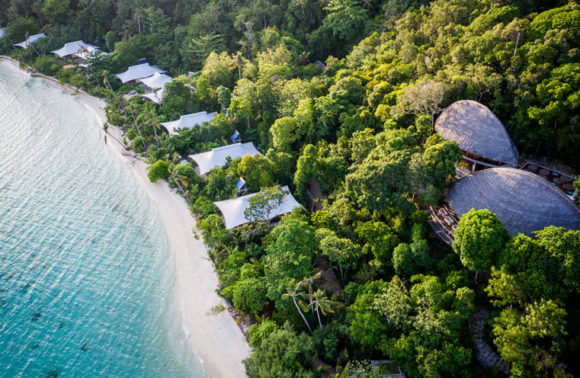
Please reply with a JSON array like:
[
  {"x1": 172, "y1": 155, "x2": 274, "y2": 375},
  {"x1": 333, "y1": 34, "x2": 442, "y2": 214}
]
[
  {"x1": 435, "y1": 100, "x2": 519, "y2": 166},
  {"x1": 447, "y1": 168, "x2": 580, "y2": 236}
]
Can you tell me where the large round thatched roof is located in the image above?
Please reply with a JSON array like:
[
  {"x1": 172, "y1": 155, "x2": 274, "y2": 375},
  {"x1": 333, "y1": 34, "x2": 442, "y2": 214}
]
[
  {"x1": 435, "y1": 100, "x2": 519, "y2": 165},
  {"x1": 447, "y1": 168, "x2": 580, "y2": 236}
]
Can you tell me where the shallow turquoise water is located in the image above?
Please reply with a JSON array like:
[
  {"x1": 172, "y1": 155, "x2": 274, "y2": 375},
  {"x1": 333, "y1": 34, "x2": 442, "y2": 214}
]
[{"x1": 0, "y1": 61, "x2": 205, "y2": 377}]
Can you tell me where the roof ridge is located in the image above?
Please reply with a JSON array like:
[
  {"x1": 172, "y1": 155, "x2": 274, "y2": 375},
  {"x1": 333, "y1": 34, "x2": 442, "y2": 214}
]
[{"x1": 211, "y1": 142, "x2": 249, "y2": 152}]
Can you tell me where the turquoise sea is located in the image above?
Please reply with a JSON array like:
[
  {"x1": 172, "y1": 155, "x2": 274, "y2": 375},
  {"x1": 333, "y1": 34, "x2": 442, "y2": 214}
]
[{"x1": 0, "y1": 61, "x2": 205, "y2": 377}]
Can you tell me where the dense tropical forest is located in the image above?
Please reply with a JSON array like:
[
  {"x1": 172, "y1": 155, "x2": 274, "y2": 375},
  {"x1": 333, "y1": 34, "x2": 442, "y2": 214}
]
[{"x1": 1, "y1": 0, "x2": 579, "y2": 376}]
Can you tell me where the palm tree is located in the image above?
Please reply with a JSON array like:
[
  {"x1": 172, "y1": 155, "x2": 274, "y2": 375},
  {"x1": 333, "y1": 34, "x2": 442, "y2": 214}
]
[
  {"x1": 125, "y1": 101, "x2": 147, "y2": 151},
  {"x1": 302, "y1": 289, "x2": 337, "y2": 329},
  {"x1": 144, "y1": 105, "x2": 161, "y2": 146},
  {"x1": 134, "y1": 9, "x2": 145, "y2": 34},
  {"x1": 299, "y1": 271, "x2": 323, "y2": 318},
  {"x1": 282, "y1": 281, "x2": 312, "y2": 333},
  {"x1": 231, "y1": 51, "x2": 246, "y2": 79},
  {"x1": 171, "y1": 172, "x2": 192, "y2": 206},
  {"x1": 103, "y1": 74, "x2": 146, "y2": 150}
]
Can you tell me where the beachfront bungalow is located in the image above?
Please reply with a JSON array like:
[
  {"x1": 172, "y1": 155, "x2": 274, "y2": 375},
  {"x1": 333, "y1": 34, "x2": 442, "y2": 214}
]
[
  {"x1": 213, "y1": 186, "x2": 301, "y2": 229},
  {"x1": 161, "y1": 111, "x2": 217, "y2": 135},
  {"x1": 435, "y1": 100, "x2": 519, "y2": 173},
  {"x1": 15, "y1": 33, "x2": 46, "y2": 48},
  {"x1": 51, "y1": 40, "x2": 103, "y2": 61},
  {"x1": 429, "y1": 168, "x2": 580, "y2": 244},
  {"x1": 139, "y1": 72, "x2": 173, "y2": 104},
  {"x1": 115, "y1": 62, "x2": 165, "y2": 85},
  {"x1": 189, "y1": 142, "x2": 261, "y2": 176}
]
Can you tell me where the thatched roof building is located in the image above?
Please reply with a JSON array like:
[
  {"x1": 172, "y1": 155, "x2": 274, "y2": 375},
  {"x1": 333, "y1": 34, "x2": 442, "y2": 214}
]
[
  {"x1": 447, "y1": 168, "x2": 580, "y2": 236},
  {"x1": 435, "y1": 100, "x2": 518, "y2": 166}
]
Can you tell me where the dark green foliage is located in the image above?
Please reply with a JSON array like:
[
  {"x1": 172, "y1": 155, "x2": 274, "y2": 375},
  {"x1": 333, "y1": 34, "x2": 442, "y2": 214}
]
[
  {"x1": 355, "y1": 220, "x2": 399, "y2": 270},
  {"x1": 33, "y1": 56, "x2": 62, "y2": 75},
  {"x1": 423, "y1": 140, "x2": 462, "y2": 189},
  {"x1": 311, "y1": 321, "x2": 345, "y2": 362},
  {"x1": 3, "y1": 17, "x2": 39, "y2": 41},
  {"x1": 224, "y1": 277, "x2": 268, "y2": 316},
  {"x1": 244, "y1": 322, "x2": 317, "y2": 377},
  {"x1": 247, "y1": 320, "x2": 279, "y2": 349},
  {"x1": 205, "y1": 169, "x2": 237, "y2": 201},
  {"x1": 345, "y1": 148, "x2": 414, "y2": 214},
  {"x1": 392, "y1": 240, "x2": 431, "y2": 277},
  {"x1": 346, "y1": 280, "x2": 390, "y2": 356},
  {"x1": 534, "y1": 227, "x2": 580, "y2": 293},
  {"x1": 375, "y1": 276, "x2": 475, "y2": 376}
]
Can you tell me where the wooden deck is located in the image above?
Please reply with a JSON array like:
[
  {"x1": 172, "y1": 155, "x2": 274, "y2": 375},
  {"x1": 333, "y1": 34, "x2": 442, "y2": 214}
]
[{"x1": 428, "y1": 205, "x2": 459, "y2": 246}]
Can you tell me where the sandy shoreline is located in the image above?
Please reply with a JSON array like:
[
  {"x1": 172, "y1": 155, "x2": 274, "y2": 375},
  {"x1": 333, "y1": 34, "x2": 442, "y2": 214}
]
[{"x1": 0, "y1": 57, "x2": 250, "y2": 377}]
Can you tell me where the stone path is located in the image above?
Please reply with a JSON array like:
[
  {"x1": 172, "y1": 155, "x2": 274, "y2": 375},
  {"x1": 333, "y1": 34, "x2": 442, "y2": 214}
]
[{"x1": 468, "y1": 307, "x2": 511, "y2": 375}]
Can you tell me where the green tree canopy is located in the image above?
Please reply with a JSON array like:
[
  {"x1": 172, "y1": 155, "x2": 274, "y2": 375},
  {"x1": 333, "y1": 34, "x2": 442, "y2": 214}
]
[
  {"x1": 147, "y1": 160, "x2": 170, "y2": 182},
  {"x1": 244, "y1": 322, "x2": 317, "y2": 378},
  {"x1": 453, "y1": 209, "x2": 509, "y2": 276},
  {"x1": 263, "y1": 217, "x2": 315, "y2": 309}
]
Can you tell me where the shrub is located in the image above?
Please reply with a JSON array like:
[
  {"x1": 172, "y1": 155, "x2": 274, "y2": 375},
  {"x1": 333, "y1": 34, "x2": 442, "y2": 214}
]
[
  {"x1": 230, "y1": 278, "x2": 268, "y2": 315},
  {"x1": 148, "y1": 160, "x2": 170, "y2": 182},
  {"x1": 132, "y1": 136, "x2": 145, "y2": 153}
]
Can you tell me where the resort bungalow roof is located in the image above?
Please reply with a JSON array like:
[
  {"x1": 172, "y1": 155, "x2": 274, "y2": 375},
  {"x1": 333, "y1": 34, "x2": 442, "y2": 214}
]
[
  {"x1": 447, "y1": 167, "x2": 580, "y2": 236},
  {"x1": 139, "y1": 72, "x2": 173, "y2": 90},
  {"x1": 142, "y1": 90, "x2": 165, "y2": 104},
  {"x1": 435, "y1": 100, "x2": 519, "y2": 165},
  {"x1": 189, "y1": 142, "x2": 261, "y2": 176},
  {"x1": 115, "y1": 62, "x2": 165, "y2": 84},
  {"x1": 15, "y1": 33, "x2": 46, "y2": 48},
  {"x1": 51, "y1": 40, "x2": 101, "y2": 59},
  {"x1": 161, "y1": 111, "x2": 216, "y2": 135},
  {"x1": 214, "y1": 186, "x2": 301, "y2": 229},
  {"x1": 139, "y1": 72, "x2": 173, "y2": 104}
]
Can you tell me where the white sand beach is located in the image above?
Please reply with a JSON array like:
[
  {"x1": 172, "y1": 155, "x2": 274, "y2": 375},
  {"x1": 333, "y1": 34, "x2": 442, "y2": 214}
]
[
  {"x1": 88, "y1": 99, "x2": 251, "y2": 378},
  {"x1": 1, "y1": 56, "x2": 251, "y2": 377}
]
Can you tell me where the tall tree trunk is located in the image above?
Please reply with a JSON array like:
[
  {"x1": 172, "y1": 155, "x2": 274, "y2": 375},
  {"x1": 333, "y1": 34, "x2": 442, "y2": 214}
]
[
  {"x1": 316, "y1": 305, "x2": 322, "y2": 329},
  {"x1": 293, "y1": 296, "x2": 312, "y2": 333},
  {"x1": 151, "y1": 120, "x2": 160, "y2": 147},
  {"x1": 172, "y1": 174, "x2": 192, "y2": 206},
  {"x1": 105, "y1": 77, "x2": 145, "y2": 150},
  {"x1": 128, "y1": 107, "x2": 146, "y2": 151}
]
